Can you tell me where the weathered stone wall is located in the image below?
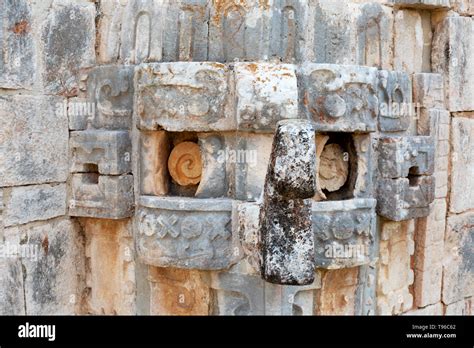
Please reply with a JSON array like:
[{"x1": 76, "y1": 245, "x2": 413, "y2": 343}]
[{"x1": 0, "y1": 0, "x2": 472, "y2": 316}]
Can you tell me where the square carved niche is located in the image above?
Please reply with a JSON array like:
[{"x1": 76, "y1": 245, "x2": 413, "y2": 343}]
[
  {"x1": 314, "y1": 132, "x2": 373, "y2": 202},
  {"x1": 139, "y1": 129, "x2": 236, "y2": 199}
]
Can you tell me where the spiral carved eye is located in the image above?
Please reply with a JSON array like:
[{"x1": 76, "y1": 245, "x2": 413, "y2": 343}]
[{"x1": 167, "y1": 141, "x2": 202, "y2": 186}]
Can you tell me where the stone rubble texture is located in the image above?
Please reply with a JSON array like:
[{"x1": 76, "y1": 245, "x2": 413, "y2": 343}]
[{"x1": 0, "y1": 0, "x2": 472, "y2": 316}]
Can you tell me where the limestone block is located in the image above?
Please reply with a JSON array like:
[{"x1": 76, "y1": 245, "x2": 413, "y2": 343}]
[
  {"x1": 450, "y1": 118, "x2": 474, "y2": 214},
  {"x1": 0, "y1": 256, "x2": 25, "y2": 314},
  {"x1": 69, "y1": 66, "x2": 134, "y2": 130},
  {"x1": 195, "y1": 134, "x2": 227, "y2": 198},
  {"x1": 0, "y1": 0, "x2": 36, "y2": 89},
  {"x1": 355, "y1": 3, "x2": 394, "y2": 69},
  {"x1": 414, "y1": 197, "x2": 445, "y2": 309},
  {"x1": 377, "y1": 136, "x2": 435, "y2": 179},
  {"x1": 41, "y1": 1, "x2": 95, "y2": 95},
  {"x1": 313, "y1": 0, "x2": 358, "y2": 65},
  {"x1": 5, "y1": 218, "x2": 85, "y2": 315},
  {"x1": 260, "y1": 120, "x2": 316, "y2": 285},
  {"x1": 69, "y1": 174, "x2": 134, "y2": 219},
  {"x1": 432, "y1": 16, "x2": 474, "y2": 112},
  {"x1": 148, "y1": 267, "x2": 209, "y2": 315},
  {"x1": 233, "y1": 133, "x2": 273, "y2": 201},
  {"x1": 415, "y1": 198, "x2": 446, "y2": 249},
  {"x1": 136, "y1": 62, "x2": 234, "y2": 131},
  {"x1": 2, "y1": 184, "x2": 66, "y2": 227},
  {"x1": 377, "y1": 70, "x2": 413, "y2": 133},
  {"x1": 353, "y1": 134, "x2": 375, "y2": 198},
  {"x1": 313, "y1": 199, "x2": 377, "y2": 269},
  {"x1": 136, "y1": 197, "x2": 240, "y2": 270},
  {"x1": 269, "y1": 0, "x2": 312, "y2": 63},
  {"x1": 236, "y1": 202, "x2": 261, "y2": 272},
  {"x1": 445, "y1": 299, "x2": 472, "y2": 315},
  {"x1": 316, "y1": 268, "x2": 360, "y2": 315},
  {"x1": 298, "y1": 63, "x2": 378, "y2": 132},
  {"x1": 119, "y1": 0, "x2": 162, "y2": 63},
  {"x1": 70, "y1": 131, "x2": 132, "y2": 175},
  {"x1": 96, "y1": 0, "x2": 126, "y2": 63},
  {"x1": 234, "y1": 63, "x2": 299, "y2": 132},
  {"x1": 206, "y1": 269, "x2": 320, "y2": 315},
  {"x1": 413, "y1": 73, "x2": 445, "y2": 110},
  {"x1": 356, "y1": 264, "x2": 378, "y2": 315},
  {"x1": 390, "y1": 0, "x2": 450, "y2": 9},
  {"x1": 394, "y1": 10, "x2": 423, "y2": 74},
  {"x1": 377, "y1": 176, "x2": 435, "y2": 221},
  {"x1": 377, "y1": 220, "x2": 415, "y2": 314},
  {"x1": 99, "y1": 0, "x2": 210, "y2": 63},
  {"x1": 0, "y1": 189, "x2": 3, "y2": 232},
  {"x1": 404, "y1": 303, "x2": 443, "y2": 315},
  {"x1": 163, "y1": 0, "x2": 209, "y2": 62},
  {"x1": 443, "y1": 212, "x2": 474, "y2": 304},
  {"x1": 451, "y1": 0, "x2": 474, "y2": 15},
  {"x1": 208, "y1": 0, "x2": 272, "y2": 62},
  {"x1": 139, "y1": 131, "x2": 170, "y2": 196},
  {"x1": 0, "y1": 95, "x2": 68, "y2": 187},
  {"x1": 83, "y1": 218, "x2": 135, "y2": 315},
  {"x1": 207, "y1": 271, "x2": 264, "y2": 315}
]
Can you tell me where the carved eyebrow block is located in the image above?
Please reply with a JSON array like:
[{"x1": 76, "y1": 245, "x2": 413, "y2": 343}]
[
  {"x1": 297, "y1": 63, "x2": 379, "y2": 133},
  {"x1": 135, "y1": 62, "x2": 234, "y2": 132}
]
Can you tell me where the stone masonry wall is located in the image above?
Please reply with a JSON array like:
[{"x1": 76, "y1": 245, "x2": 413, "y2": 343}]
[{"x1": 0, "y1": 0, "x2": 473, "y2": 315}]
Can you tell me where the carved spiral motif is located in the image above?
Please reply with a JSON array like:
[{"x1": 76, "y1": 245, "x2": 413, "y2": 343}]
[{"x1": 167, "y1": 142, "x2": 202, "y2": 186}]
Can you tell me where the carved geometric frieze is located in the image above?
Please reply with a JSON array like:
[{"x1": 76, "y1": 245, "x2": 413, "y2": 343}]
[
  {"x1": 69, "y1": 174, "x2": 134, "y2": 219},
  {"x1": 313, "y1": 198, "x2": 377, "y2": 269},
  {"x1": 70, "y1": 130, "x2": 132, "y2": 175},
  {"x1": 136, "y1": 197, "x2": 241, "y2": 270}
]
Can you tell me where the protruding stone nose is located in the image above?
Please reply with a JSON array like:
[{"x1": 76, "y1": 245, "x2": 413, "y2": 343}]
[{"x1": 259, "y1": 119, "x2": 317, "y2": 285}]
